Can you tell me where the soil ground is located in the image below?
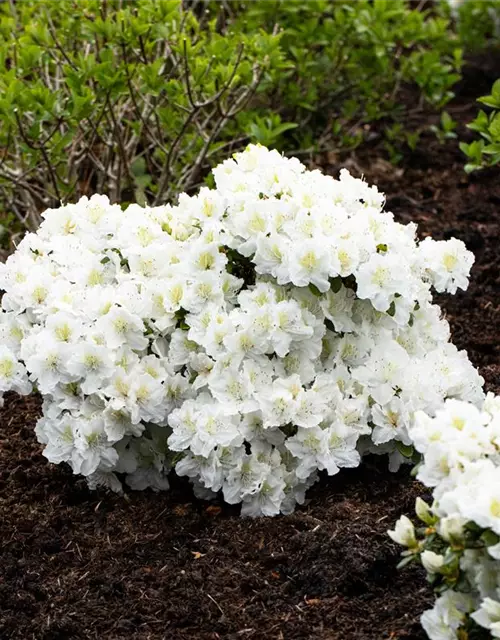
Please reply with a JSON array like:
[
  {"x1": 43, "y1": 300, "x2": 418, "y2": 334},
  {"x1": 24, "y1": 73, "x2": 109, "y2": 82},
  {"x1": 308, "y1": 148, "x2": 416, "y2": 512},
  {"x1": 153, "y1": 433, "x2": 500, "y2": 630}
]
[{"x1": 1, "y1": 56, "x2": 500, "y2": 640}]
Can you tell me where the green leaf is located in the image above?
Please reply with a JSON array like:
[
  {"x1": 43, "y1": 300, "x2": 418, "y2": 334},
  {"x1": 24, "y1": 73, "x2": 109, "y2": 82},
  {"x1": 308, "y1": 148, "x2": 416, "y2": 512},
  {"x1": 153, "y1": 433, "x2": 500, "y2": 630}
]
[
  {"x1": 329, "y1": 276, "x2": 342, "y2": 293},
  {"x1": 479, "y1": 79, "x2": 500, "y2": 109},
  {"x1": 478, "y1": 95, "x2": 500, "y2": 109},
  {"x1": 459, "y1": 141, "x2": 472, "y2": 156},
  {"x1": 481, "y1": 530, "x2": 500, "y2": 547},
  {"x1": 387, "y1": 300, "x2": 396, "y2": 317},
  {"x1": 271, "y1": 122, "x2": 298, "y2": 137},
  {"x1": 489, "y1": 113, "x2": 500, "y2": 140},
  {"x1": 397, "y1": 554, "x2": 416, "y2": 569},
  {"x1": 493, "y1": 79, "x2": 500, "y2": 100},
  {"x1": 308, "y1": 283, "x2": 322, "y2": 297},
  {"x1": 395, "y1": 441, "x2": 414, "y2": 458},
  {"x1": 483, "y1": 143, "x2": 500, "y2": 155},
  {"x1": 441, "y1": 110, "x2": 455, "y2": 132}
]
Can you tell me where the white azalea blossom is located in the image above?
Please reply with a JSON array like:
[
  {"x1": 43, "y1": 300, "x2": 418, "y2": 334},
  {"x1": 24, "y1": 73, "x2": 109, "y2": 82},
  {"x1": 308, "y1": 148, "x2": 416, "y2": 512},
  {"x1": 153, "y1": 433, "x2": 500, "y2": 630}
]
[
  {"x1": 0, "y1": 144, "x2": 481, "y2": 516},
  {"x1": 391, "y1": 394, "x2": 500, "y2": 639},
  {"x1": 471, "y1": 598, "x2": 500, "y2": 637},
  {"x1": 0, "y1": 345, "x2": 31, "y2": 395},
  {"x1": 421, "y1": 592, "x2": 474, "y2": 640}
]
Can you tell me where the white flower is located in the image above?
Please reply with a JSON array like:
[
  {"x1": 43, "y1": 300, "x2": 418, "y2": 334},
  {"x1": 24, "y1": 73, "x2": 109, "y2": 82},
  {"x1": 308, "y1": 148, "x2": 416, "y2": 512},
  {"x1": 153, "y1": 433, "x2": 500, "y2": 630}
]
[
  {"x1": 240, "y1": 472, "x2": 287, "y2": 517},
  {"x1": 24, "y1": 339, "x2": 74, "y2": 394},
  {"x1": 419, "y1": 237, "x2": 474, "y2": 294},
  {"x1": 320, "y1": 285, "x2": 357, "y2": 333},
  {"x1": 354, "y1": 340, "x2": 409, "y2": 406},
  {"x1": 190, "y1": 407, "x2": 242, "y2": 457},
  {"x1": 103, "y1": 405, "x2": 143, "y2": 442},
  {"x1": 166, "y1": 400, "x2": 199, "y2": 452},
  {"x1": 287, "y1": 239, "x2": 331, "y2": 292},
  {"x1": 270, "y1": 300, "x2": 315, "y2": 357},
  {"x1": 73, "y1": 416, "x2": 119, "y2": 476},
  {"x1": 36, "y1": 414, "x2": 77, "y2": 465},
  {"x1": 223, "y1": 453, "x2": 269, "y2": 504},
  {"x1": 253, "y1": 233, "x2": 291, "y2": 283},
  {"x1": 471, "y1": 598, "x2": 500, "y2": 637},
  {"x1": 421, "y1": 592, "x2": 473, "y2": 640},
  {"x1": 355, "y1": 253, "x2": 411, "y2": 312},
  {"x1": 286, "y1": 423, "x2": 360, "y2": 479},
  {"x1": 257, "y1": 378, "x2": 297, "y2": 427},
  {"x1": 66, "y1": 343, "x2": 114, "y2": 394},
  {"x1": 208, "y1": 366, "x2": 258, "y2": 414},
  {"x1": 97, "y1": 305, "x2": 148, "y2": 351},
  {"x1": 371, "y1": 397, "x2": 411, "y2": 446},
  {"x1": 487, "y1": 542, "x2": 500, "y2": 561},
  {"x1": 128, "y1": 373, "x2": 165, "y2": 424},
  {"x1": 0, "y1": 345, "x2": 31, "y2": 394}
]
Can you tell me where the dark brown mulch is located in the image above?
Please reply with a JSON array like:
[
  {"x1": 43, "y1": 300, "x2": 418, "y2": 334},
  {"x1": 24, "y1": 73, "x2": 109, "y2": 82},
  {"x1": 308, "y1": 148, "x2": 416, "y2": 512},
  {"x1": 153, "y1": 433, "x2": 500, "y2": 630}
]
[
  {"x1": 0, "y1": 393, "x2": 431, "y2": 640},
  {"x1": 1, "y1": 57, "x2": 500, "y2": 640}
]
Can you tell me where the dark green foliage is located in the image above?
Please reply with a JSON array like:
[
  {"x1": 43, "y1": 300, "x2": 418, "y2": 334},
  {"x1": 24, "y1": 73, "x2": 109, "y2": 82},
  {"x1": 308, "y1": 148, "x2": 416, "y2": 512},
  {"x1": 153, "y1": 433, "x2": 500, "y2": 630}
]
[
  {"x1": 0, "y1": 0, "x2": 497, "y2": 242},
  {"x1": 0, "y1": 0, "x2": 284, "y2": 231},
  {"x1": 231, "y1": 0, "x2": 464, "y2": 157}
]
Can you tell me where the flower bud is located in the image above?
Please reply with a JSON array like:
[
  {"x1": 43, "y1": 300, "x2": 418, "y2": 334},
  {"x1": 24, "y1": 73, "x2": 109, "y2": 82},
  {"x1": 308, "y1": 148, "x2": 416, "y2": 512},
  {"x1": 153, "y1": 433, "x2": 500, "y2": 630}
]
[
  {"x1": 421, "y1": 550, "x2": 444, "y2": 574},
  {"x1": 415, "y1": 497, "x2": 435, "y2": 526},
  {"x1": 388, "y1": 515, "x2": 417, "y2": 549},
  {"x1": 438, "y1": 516, "x2": 465, "y2": 544}
]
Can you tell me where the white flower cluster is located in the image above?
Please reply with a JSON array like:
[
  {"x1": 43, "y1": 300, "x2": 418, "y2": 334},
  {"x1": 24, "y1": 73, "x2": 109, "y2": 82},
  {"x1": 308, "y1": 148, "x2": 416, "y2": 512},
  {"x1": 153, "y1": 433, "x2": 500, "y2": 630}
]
[
  {"x1": 0, "y1": 144, "x2": 482, "y2": 515},
  {"x1": 389, "y1": 395, "x2": 500, "y2": 639}
]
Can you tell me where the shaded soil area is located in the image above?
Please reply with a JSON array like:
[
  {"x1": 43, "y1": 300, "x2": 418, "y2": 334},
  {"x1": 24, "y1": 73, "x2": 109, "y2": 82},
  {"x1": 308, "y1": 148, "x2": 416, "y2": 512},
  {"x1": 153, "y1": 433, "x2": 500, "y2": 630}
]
[{"x1": 1, "y1": 56, "x2": 500, "y2": 640}]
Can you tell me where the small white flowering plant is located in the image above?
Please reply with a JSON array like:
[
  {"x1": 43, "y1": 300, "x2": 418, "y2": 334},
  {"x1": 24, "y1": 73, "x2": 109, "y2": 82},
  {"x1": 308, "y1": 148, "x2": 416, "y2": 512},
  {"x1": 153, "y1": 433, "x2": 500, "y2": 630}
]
[
  {"x1": 389, "y1": 395, "x2": 500, "y2": 639},
  {"x1": 0, "y1": 144, "x2": 483, "y2": 516}
]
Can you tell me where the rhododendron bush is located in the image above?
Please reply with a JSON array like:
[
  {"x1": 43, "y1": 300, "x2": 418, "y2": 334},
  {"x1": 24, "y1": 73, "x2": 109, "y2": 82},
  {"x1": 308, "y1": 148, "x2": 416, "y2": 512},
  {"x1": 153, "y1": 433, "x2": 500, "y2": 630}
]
[
  {"x1": 0, "y1": 145, "x2": 483, "y2": 516},
  {"x1": 390, "y1": 396, "x2": 500, "y2": 639}
]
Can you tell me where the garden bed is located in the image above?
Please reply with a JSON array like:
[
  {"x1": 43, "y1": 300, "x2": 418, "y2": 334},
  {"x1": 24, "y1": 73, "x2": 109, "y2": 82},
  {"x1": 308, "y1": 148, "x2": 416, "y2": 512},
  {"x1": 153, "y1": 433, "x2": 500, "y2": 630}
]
[{"x1": 1, "y1": 58, "x2": 500, "y2": 640}]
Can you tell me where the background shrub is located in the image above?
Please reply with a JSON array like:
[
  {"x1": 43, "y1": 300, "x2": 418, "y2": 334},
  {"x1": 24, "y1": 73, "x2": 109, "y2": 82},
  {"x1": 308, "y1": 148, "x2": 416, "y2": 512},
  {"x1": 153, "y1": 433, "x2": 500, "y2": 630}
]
[
  {"x1": 0, "y1": 0, "x2": 498, "y2": 247},
  {"x1": 448, "y1": 0, "x2": 500, "y2": 52},
  {"x1": 461, "y1": 78, "x2": 500, "y2": 173},
  {"x1": 0, "y1": 0, "x2": 284, "y2": 233},
  {"x1": 231, "y1": 0, "x2": 465, "y2": 160}
]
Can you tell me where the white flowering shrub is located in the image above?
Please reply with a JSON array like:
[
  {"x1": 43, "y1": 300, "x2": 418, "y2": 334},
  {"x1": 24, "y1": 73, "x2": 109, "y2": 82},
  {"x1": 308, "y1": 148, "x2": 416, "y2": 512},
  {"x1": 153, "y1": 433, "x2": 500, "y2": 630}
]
[
  {"x1": 0, "y1": 145, "x2": 483, "y2": 516},
  {"x1": 389, "y1": 395, "x2": 500, "y2": 639}
]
